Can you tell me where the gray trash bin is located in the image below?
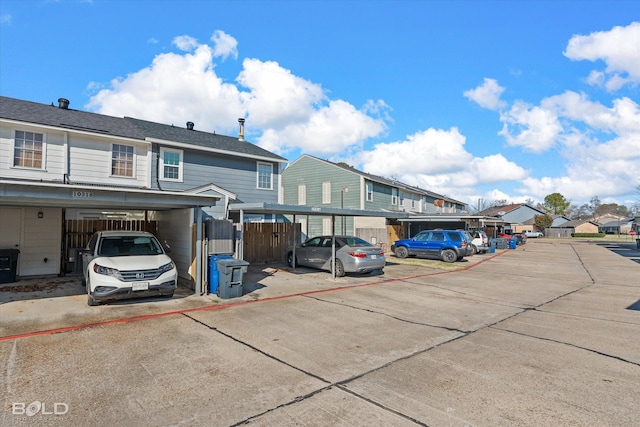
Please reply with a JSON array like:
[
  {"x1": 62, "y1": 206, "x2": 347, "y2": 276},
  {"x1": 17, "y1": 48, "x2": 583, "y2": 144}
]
[{"x1": 216, "y1": 258, "x2": 249, "y2": 299}]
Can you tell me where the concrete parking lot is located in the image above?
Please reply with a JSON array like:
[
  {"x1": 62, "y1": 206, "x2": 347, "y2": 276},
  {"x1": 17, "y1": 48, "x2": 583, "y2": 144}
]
[{"x1": 1, "y1": 239, "x2": 639, "y2": 426}]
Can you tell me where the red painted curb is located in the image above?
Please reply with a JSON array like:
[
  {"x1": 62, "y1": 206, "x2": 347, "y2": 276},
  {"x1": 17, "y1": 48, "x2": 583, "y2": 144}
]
[{"x1": 1, "y1": 250, "x2": 511, "y2": 342}]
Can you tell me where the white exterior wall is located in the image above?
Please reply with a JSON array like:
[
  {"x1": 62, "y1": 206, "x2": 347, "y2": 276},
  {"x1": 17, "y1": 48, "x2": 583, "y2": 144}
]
[
  {"x1": 0, "y1": 123, "x2": 66, "y2": 182},
  {"x1": 0, "y1": 207, "x2": 62, "y2": 277},
  {"x1": 68, "y1": 133, "x2": 149, "y2": 187},
  {"x1": 1, "y1": 121, "x2": 150, "y2": 187}
]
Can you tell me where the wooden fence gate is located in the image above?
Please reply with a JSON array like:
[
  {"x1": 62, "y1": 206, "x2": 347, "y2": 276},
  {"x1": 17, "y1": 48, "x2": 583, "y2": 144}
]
[{"x1": 242, "y1": 222, "x2": 301, "y2": 264}]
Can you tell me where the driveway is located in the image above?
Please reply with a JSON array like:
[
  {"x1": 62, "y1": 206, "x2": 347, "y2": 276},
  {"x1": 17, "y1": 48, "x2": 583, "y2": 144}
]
[{"x1": 1, "y1": 240, "x2": 639, "y2": 426}]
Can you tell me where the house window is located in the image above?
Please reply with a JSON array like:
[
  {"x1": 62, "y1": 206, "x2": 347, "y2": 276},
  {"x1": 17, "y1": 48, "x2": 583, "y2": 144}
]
[
  {"x1": 257, "y1": 162, "x2": 273, "y2": 190},
  {"x1": 111, "y1": 144, "x2": 134, "y2": 177},
  {"x1": 322, "y1": 217, "x2": 332, "y2": 235},
  {"x1": 298, "y1": 184, "x2": 306, "y2": 205},
  {"x1": 13, "y1": 130, "x2": 45, "y2": 169},
  {"x1": 322, "y1": 182, "x2": 331, "y2": 204},
  {"x1": 160, "y1": 148, "x2": 183, "y2": 181},
  {"x1": 391, "y1": 188, "x2": 398, "y2": 205},
  {"x1": 366, "y1": 182, "x2": 373, "y2": 202}
]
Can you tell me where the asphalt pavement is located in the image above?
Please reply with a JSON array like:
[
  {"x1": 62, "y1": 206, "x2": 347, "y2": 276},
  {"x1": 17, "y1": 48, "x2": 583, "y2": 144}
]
[{"x1": 1, "y1": 239, "x2": 639, "y2": 426}]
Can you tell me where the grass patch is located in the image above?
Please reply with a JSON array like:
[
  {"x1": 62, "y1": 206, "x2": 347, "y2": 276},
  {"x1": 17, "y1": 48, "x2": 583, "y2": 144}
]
[{"x1": 387, "y1": 256, "x2": 465, "y2": 270}]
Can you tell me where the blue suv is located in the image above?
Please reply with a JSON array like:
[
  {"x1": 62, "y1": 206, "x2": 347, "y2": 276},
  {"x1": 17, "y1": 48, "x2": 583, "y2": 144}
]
[{"x1": 391, "y1": 229, "x2": 474, "y2": 263}]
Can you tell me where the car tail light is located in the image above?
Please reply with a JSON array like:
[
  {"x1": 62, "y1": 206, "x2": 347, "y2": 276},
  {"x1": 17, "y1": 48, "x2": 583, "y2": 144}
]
[
  {"x1": 462, "y1": 241, "x2": 467, "y2": 248},
  {"x1": 348, "y1": 252, "x2": 367, "y2": 258},
  {"x1": 378, "y1": 251, "x2": 384, "y2": 257}
]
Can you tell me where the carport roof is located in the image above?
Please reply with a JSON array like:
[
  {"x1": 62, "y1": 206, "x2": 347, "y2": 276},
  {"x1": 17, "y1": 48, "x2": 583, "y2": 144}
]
[
  {"x1": 0, "y1": 179, "x2": 220, "y2": 210},
  {"x1": 399, "y1": 214, "x2": 509, "y2": 225},
  {"x1": 228, "y1": 202, "x2": 410, "y2": 218}
]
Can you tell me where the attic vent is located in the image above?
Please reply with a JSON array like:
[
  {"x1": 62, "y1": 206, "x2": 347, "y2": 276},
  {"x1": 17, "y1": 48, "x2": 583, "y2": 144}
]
[
  {"x1": 186, "y1": 121, "x2": 194, "y2": 130},
  {"x1": 58, "y1": 98, "x2": 70, "y2": 109},
  {"x1": 238, "y1": 118, "x2": 245, "y2": 141}
]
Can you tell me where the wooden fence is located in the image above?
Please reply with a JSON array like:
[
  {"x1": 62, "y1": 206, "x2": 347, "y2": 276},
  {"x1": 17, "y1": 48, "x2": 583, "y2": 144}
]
[{"x1": 242, "y1": 222, "x2": 301, "y2": 264}]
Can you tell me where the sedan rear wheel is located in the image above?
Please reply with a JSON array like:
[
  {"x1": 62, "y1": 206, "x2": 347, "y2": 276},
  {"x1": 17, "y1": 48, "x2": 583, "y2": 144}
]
[
  {"x1": 441, "y1": 249, "x2": 456, "y2": 263},
  {"x1": 333, "y1": 259, "x2": 345, "y2": 277}
]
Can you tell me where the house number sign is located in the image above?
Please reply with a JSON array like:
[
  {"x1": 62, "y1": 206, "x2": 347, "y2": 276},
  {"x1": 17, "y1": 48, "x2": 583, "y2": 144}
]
[{"x1": 72, "y1": 191, "x2": 94, "y2": 198}]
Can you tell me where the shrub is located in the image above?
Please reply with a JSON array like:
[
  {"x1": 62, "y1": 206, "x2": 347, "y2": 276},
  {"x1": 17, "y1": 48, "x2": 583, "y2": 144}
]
[{"x1": 572, "y1": 233, "x2": 606, "y2": 238}]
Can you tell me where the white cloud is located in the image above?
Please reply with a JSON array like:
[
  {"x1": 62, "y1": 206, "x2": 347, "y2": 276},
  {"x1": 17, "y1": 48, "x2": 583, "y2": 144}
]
[
  {"x1": 87, "y1": 44, "x2": 243, "y2": 132},
  {"x1": 498, "y1": 101, "x2": 562, "y2": 153},
  {"x1": 564, "y1": 21, "x2": 640, "y2": 90},
  {"x1": 257, "y1": 100, "x2": 387, "y2": 155},
  {"x1": 512, "y1": 92, "x2": 640, "y2": 201},
  {"x1": 211, "y1": 30, "x2": 238, "y2": 60},
  {"x1": 356, "y1": 128, "x2": 527, "y2": 203},
  {"x1": 237, "y1": 58, "x2": 325, "y2": 128},
  {"x1": 173, "y1": 35, "x2": 199, "y2": 51},
  {"x1": 87, "y1": 32, "x2": 388, "y2": 155},
  {"x1": 463, "y1": 78, "x2": 506, "y2": 110}
]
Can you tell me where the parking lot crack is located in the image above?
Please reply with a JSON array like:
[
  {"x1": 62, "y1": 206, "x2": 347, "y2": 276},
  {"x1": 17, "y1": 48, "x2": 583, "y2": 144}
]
[
  {"x1": 304, "y1": 295, "x2": 469, "y2": 334},
  {"x1": 180, "y1": 313, "x2": 331, "y2": 384},
  {"x1": 490, "y1": 326, "x2": 640, "y2": 367}
]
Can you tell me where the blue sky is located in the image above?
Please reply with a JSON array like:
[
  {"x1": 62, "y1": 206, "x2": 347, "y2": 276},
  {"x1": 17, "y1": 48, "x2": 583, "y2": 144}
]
[{"x1": 1, "y1": 0, "x2": 639, "y2": 211}]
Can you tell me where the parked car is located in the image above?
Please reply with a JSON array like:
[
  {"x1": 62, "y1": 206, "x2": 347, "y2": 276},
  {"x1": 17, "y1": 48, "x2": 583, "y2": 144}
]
[
  {"x1": 391, "y1": 230, "x2": 474, "y2": 263},
  {"x1": 498, "y1": 231, "x2": 526, "y2": 245},
  {"x1": 82, "y1": 231, "x2": 177, "y2": 306},
  {"x1": 523, "y1": 230, "x2": 544, "y2": 238},
  {"x1": 470, "y1": 230, "x2": 489, "y2": 254},
  {"x1": 287, "y1": 235, "x2": 385, "y2": 277}
]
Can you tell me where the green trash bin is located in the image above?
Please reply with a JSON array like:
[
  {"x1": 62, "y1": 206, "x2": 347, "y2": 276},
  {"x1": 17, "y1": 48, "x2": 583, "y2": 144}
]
[{"x1": 216, "y1": 258, "x2": 249, "y2": 299}]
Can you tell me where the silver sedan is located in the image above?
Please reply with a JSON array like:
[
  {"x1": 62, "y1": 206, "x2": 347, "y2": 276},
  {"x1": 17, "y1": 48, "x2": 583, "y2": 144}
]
[{"x1": 287, "y1": 235, "x2": 385, "y2": 276}]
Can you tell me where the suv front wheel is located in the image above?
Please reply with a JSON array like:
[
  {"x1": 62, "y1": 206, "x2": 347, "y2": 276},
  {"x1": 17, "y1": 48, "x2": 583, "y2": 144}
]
[
  {"x1": 394, "y1": 246, "x2": 409, "y2": 259},
  {"x1": 441, "y1": 249, "x2": 456, "y2": 263}
]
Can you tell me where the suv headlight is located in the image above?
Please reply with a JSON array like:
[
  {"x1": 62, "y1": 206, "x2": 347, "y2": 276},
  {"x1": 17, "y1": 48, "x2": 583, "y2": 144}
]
[
  {"x1": 93, "y1": 263, "x2": 123, "y2": 280},
  {"x1": 159, "y1": 261, "x2": 176, "y2": 274}
]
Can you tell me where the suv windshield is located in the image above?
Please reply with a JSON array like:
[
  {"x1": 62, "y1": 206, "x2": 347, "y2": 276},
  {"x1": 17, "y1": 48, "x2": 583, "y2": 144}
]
[{"x1": 98, "y1": 236, "x2": 164, "y2": 256}]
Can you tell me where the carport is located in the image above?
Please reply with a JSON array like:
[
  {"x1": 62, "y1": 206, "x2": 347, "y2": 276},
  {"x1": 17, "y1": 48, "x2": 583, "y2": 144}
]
[
  {"x1": 229, "y1": 202, "x2": 409, "y2": 279},
  {"x1": 399, "y1": 213, "x2": 509, "y2": 237},
  {"x1": 0, "y1": 179, "x2": 220, "y2": 294}
]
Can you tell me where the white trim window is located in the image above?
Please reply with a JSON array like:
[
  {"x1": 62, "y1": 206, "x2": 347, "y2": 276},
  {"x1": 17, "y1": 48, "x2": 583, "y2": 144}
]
[
  {"x1": 298, "y1": 184, "x2": 306, "y2": 205},
  {"x1": 160, "y1": 147, "x2": 183, "y2": 181},
  {"x1": 322, "y1": 181, "x2": 331, "y2": 204},
  {"x1": 391, "y1": 188, "x2": 398, "y2": 205},
  {"x1": 322, "y1": 217, "x2": 332, "y2": 235},
  {"x1": 111, "y1": 144, "x2": 134, "y2": 177},
  {"x1": 257, "y1": 162, "x2": 273, "y2": 190},
  {"x1": 13, "y1": 130, "x2": 45, "y2": 169},
  {"x1": 366, "y1": 182, "x2": 373, "y2": 202}
]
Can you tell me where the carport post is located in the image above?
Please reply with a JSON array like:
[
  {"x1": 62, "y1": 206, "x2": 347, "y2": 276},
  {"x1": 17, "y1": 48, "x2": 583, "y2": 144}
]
[
  {"x1": 292, "y1": 214, "x2": 297, "y2": 271},
  {"x1": 195, "y1": 207, "x2": 203, "y2": 296},
  {"x1": 331, "y1": 215, "x2": 336, "y2": 280}
]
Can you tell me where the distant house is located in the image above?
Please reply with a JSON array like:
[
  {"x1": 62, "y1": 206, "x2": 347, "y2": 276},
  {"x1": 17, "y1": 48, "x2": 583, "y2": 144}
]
[
  {"x1": 599, "y1": 218, "x2": 635, "y2": 234},
  {"x1": 476, "y1": 203, "x2": 548, "y2": 233},
  {"x1": 547, "y1": 219, "x2": 600, "y2": 238}
]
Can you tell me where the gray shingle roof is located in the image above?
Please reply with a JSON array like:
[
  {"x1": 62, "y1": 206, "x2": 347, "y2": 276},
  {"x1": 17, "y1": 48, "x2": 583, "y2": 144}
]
[
  {"x1": 0, "y1": 96, "x2": 146, "y2": 140},
  {"x1": 301, "y1": 154, "x2": 466, "y2": 205},
  {"x1": 125, "y1": 117, "x2": 286, "y2": 162},
  {"x1": 0, "y1": 96, "x2": 287, "y2": 162}
]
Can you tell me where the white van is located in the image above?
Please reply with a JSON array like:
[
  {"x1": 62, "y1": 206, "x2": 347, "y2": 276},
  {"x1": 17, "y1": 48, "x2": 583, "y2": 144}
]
[{"x1": 523, "y1": 230, "x2": 544, "y2": 238}]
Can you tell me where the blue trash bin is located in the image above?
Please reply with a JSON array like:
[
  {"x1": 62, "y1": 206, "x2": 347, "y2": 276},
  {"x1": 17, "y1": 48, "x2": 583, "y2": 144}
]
[
  {"x1": 489, "y1": 239, "x2": 496, "y2": 254},
  {"x1": 509, "y1": 238, "x2": 517, "y2": 250},
  {"x1": 209, "y1": 254, "x2": 233, "y2": 295}
]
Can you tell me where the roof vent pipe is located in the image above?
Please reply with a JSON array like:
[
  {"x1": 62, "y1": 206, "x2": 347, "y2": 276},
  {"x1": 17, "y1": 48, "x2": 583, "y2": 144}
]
[
  {"x1": 238, "y1": 118, "x2": 245, "y2": 141},
  {"x1": 186, "y1": 121, "x2": 194, "y2": 130},
  {"x1": 58, "y1": 98, "x2": 70, "y2": 109}
]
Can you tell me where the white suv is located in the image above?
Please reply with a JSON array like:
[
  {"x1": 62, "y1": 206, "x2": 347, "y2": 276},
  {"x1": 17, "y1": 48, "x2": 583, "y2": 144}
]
[
  {"x1": 82, "y1": 231, "x2": 177, "y2": 306},
  {"x1": 523, "y1": 230, "x2": 544, "y2": 238},
  {"x1": 470, "y1": 230, "x2": 489, "y2": 254}
]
